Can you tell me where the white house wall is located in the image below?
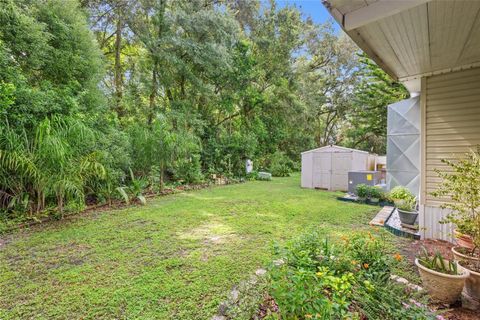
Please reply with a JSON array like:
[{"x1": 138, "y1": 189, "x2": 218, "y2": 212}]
[{"x1": 420, "y1": 67, "x2": 480, "y2": 240}]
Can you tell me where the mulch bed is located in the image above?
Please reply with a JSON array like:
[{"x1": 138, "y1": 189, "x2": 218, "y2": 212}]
[{"x1": 398, "y1": 239, "x2": 480, "y2": 320}]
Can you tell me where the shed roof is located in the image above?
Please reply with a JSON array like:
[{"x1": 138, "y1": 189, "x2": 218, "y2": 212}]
[
  {"x1": 322, "y1": 0, "x2": 480, "y2": 92},
  {"x1": 301, "y1": 145, "x2": 370, "y2": 155}
]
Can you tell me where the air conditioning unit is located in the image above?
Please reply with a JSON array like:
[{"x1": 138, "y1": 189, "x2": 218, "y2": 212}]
[{"x1": 348, "y1": 171, "x2": 382, "y2": 194}]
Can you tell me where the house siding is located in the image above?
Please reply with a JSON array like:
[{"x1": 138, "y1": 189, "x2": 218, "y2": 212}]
[
  {"x1": 424, "y1": 67, "x2": 480, "y2": 207},
  {"x1": 420, "y1": 67, "x2": 480, "y2": 240}
]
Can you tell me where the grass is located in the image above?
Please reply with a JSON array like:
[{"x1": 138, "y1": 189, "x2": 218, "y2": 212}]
[{"x1": 0, "y1": 174, "x2": 379, "y2": 319}]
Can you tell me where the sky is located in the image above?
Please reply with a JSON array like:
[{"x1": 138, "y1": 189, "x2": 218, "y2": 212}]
[{"x1": 275, "y1": 0, "x2": 341, "y2": 32}]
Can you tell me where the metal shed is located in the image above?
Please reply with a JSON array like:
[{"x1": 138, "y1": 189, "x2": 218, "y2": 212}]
[{"x1": 301, "y1": 145, "x2": 375, "y2": 191}]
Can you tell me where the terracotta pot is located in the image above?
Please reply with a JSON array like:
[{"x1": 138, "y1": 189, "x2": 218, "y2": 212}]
[
  {"x1": 415, "y1": 258, "x2": 469, "y2": 304},
  {"x1": 452, "y1": 247, "x2": 480, "y2": 302},
  {"x1": 454, "y1": 230, "x2": 475, "y2": 250}
]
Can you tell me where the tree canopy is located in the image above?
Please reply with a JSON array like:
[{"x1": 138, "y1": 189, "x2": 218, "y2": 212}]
[{"x1": 0, "y1": 0, "x2": 407, "y2": 219}]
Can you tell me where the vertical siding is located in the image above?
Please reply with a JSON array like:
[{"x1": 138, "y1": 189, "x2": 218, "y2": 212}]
[
  {"x1": 425, "y1": 67, "x2": 480, "y2": 206},
  {"x1": 420, "y1": 205, "x2": 455, "y2": 241},
  {"x1": 301, "y1": 153, "x2": 313, "y2": 188}
]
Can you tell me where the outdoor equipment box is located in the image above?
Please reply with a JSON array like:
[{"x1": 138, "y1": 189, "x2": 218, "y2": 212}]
[{"x1": 348, "y1": 171, "x2": 382, "y2": 194}]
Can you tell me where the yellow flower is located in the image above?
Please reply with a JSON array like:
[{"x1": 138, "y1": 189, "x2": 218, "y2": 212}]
[
  {"x1": 394, "y1": 253, "x2": 403, "y2": 262},
  {"x1": 363, "y1": 263, "x2": 369, "y2": 269},
  {"x1": 305, "y1": 314, "x2": 313, "y2": 319},
  {"x1": 351, "y1": 260, "x2": 358, "y2": 265},
  {"x1": 316, "y1": 271, "x2": 324, "y2": 277}
]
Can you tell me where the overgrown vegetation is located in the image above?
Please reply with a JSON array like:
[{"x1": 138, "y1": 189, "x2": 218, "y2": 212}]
[
  {"x1": 267, "y1": 230, "x2": 438, "y2": 319},
  {"x1": 0, "y1": 0, "x2": 407, "y2": 223}
]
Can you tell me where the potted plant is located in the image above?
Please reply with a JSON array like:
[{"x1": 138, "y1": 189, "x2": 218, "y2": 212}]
[
  {"x1": 432, "y1": 147, "x2": 480, "y2": 305},
  {"x1": 389, "y1": 186, "x2": 418, "y2": 225},
  {"x1": 368, "y1": 186, "x2": 384, "y2": 204},
  {"x1": 355, "y1": 184, "x2": 369, "y2": 202},
  {"x1": 416, "y1": 248, "x2": 469, "y2": 304}
]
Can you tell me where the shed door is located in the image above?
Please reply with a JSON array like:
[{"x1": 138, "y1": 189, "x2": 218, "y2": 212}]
[
  {"x1": 312, "y1": 153, "x2": 331, "y2": 189},
  {"x1": 331, "y1": 152, "x2": 351, "y2": 191}
]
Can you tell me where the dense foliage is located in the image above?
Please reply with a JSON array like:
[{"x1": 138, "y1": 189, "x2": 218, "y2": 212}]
[
  {"x1": 0, "y1": 0, "x2": 406, "y2": 221},
  {"x1": 267, "y1": 230, "x2": 437, "y2": 319}
]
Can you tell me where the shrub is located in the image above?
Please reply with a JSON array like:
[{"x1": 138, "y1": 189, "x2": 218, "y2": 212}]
[
  {"x1": 431, "y1": 147, "x2": 480, "y2": 256},
  {"x1": 389, "y1": 186, "x2": 415, "y2": 202},
  {"x1": 267, "y1": 230, "x2": 437, "y2": 319},
  {"x1": 389, "y1": 186, "x2": 417, "y2": 212},
  {"x1": 264, "y1": 151, "x2": 294, "y2": 177},
  {"x1": 355, "y1": 184, "x2": 369, "y2": 198},
  {"x1": 368, "y1": 186, "x2": 384, "y2": 200}
]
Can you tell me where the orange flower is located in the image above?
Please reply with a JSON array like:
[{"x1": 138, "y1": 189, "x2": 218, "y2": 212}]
[
  {"x1": 394, "y1": 253, "x2": 403, "y2": 262},
  {"x1": 368, "y1": 232, "x2": 374, "y2": 240},
  {"x1": 363, "y1": 263, "x2": 369, "y2": 269}
]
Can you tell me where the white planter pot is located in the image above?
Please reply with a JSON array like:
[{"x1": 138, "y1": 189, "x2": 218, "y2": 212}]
[{"x1": 415, "y1": 258, "x2": 469, "y2": 304}]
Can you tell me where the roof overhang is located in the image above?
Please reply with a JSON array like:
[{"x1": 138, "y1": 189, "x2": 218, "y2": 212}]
[{"x1": 322, "y1": 0, "x2": 480, "y2": 92}]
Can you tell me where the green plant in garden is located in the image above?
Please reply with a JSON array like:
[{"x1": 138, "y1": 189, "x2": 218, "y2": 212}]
[
  {"x1": 417, "y1": 247, "x2": 458, "y2": 275},
  {"x1": 431, "y1": 147, "x2": 480, "y2": 256},
  {"x1": 389, "y1": 186, "x2": 417, "y2": 212},
  {"x1": 368, "y1": 186, "x2": 384, "y2": 200},
  {"x1": 355, "y1": 184, "x2": 369, "y2": 199},
  {"x1": 116, "y1": 168, "x2": 147, "y2": 205},
  {"x1": 268, "y1": 230, "x2": 437, "y2": 319}
]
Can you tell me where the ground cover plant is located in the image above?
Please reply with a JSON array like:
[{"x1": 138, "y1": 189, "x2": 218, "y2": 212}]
[
  {"x1": 267, "y1": 230, "x2": 439, "y2": 319},
  {"x1": 0, "y1": 175, "x2": 380, "y2": 319}
]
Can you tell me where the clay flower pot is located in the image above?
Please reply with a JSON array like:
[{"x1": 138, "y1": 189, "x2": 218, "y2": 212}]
[
  {"x1": 454, "y1": 230, "x2": 475, "y2": 250},
  {"x1": 452, "y1": 247, "x2": 480, "y2": 302},
  {"x1": 415, "y1": 258, "x2": 469, "y2": 304}
]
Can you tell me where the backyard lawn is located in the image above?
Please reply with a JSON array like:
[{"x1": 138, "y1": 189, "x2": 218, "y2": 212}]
[{"x1": 0, "y1": 175, "x2": 379, "y2": 319}]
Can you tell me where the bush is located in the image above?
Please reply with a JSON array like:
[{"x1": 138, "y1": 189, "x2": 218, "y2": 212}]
[
  {"x1": 369, "y1": 186, "x2": 384, "y2": 200},
  {"x1": 355, "y1": 184, "x2": 369, "y2": 198},
  {"x1": 267, "y1": 230, "x2": 437, "y2": 319},
  {"x1": 388, "y1": 186, "x2": 415, "y2": 202},
  {"x1": 264, "y1": 151, "x2": 294, "y2": 177}
]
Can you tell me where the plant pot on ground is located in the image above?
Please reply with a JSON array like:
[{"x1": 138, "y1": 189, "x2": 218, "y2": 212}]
[
  {"x1": 368, "y1": 186, "x2": 384, "y2": 204},
  {"x1": 395, "y1": 199, "x2": 418, "y2": 225},
  {"x1": 416, "y1": 249, "x2": 470, "y2": 305},
  {"x1": 389, "y1": 186, "x2": 418, "y2": 225},
  {"x1": 454, "y1": 229, "x2": 475, "y2": 250},
  {"x1": 452, "y1": 247, "x2": 480, "y2": 304}
]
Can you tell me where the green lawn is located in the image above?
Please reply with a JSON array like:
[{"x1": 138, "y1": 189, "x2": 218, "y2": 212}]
[{"x1": 0, "y1": 175, "x2": 379, "y2": 319}]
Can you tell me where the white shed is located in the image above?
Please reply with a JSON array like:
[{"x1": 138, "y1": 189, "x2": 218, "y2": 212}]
[{"x1": 301, "y1": 145, "x2": 375, "y2": 191}]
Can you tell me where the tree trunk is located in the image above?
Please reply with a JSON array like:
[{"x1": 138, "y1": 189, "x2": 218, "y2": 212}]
[
  {"x1": 114, "y1": 12, "x2": 123, "y2": 117},
  {"x1": 148, "y1": 63, "x2": 157, "y2": 126},
  {"x1": 159, "y1": 164, "x2": 164, "y2": 192},
  {"x1": 57, "y1": 192, "x2": 64, "y2": 217}
]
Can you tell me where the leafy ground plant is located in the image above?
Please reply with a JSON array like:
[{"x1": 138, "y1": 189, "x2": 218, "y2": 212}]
[
  {"x1": 267, "y1": 230, "x2": 438, "y2": 319},
  {"x1": 417, "y1": 247, "x2": 458, "y2": 275}
]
